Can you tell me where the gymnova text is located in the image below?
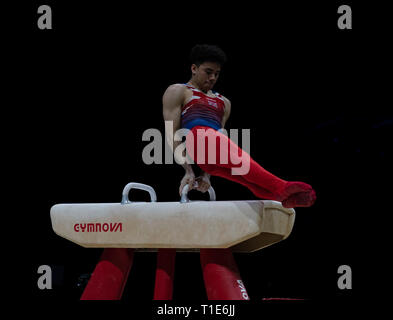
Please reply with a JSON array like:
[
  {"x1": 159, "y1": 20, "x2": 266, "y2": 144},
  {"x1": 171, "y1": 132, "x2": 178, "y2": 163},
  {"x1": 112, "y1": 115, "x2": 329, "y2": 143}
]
[
  {"x1": 142, "y1": 121, "x2": 251, "y2": 175},
  {"x1": 74, "y1": 223, "x2": 123, "y2": 233}
]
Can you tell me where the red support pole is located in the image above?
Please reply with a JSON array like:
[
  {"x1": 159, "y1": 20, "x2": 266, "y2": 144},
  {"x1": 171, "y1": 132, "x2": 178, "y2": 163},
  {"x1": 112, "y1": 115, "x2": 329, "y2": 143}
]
[
  {"x1": 80, "y1": 248, "x2": 134, "y2": 300},
  {"x1": 200, "y1": 248, "x2": 250, "y2": 300},
  {"x1": 153, "y1": 249, "x2": 176, "y2": 300}
]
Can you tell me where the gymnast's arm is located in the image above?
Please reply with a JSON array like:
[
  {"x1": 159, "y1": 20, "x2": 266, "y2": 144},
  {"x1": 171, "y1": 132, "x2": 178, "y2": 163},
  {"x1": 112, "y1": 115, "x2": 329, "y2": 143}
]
[
  {"x1": 162, "y1": 84, "x2": 196, "y2": 193},
  {"x1": 221, "y1": 97, "x2": 232, "y2": 128}
]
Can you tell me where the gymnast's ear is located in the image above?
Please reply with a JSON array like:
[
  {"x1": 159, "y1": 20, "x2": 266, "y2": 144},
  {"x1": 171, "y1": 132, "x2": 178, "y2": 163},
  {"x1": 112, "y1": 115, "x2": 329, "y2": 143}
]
[{"x1": 191, "y1": 64, "x2": 198, "y2": 76}]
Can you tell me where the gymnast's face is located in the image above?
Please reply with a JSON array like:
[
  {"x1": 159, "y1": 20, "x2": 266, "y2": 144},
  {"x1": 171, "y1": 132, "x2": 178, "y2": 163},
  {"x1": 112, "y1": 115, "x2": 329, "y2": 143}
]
[{"x1": 191, "y1": 61, "x2": 221, "y2": 92}]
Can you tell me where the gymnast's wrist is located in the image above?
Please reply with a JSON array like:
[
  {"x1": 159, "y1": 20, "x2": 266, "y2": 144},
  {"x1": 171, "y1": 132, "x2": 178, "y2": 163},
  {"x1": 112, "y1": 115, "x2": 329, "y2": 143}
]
[
  {"x1": 201, "y1": 171, "x2": 210, "y2": 179},
  {"x1": 183, "y1": 163, "x2": 194, "y2": 174}
]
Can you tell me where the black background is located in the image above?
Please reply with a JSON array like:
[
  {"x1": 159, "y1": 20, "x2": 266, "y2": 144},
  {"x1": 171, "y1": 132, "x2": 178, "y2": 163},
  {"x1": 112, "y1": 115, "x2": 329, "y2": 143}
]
[{"x1": 12, "y1": 0, "x2": 391, "y2": 312}]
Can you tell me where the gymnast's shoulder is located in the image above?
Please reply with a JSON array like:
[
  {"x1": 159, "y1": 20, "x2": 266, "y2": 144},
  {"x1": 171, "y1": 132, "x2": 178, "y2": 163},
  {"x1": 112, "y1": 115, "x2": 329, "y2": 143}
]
[
  {"x1": 219, "y1": 94, "x2": 231, "y2": 109},
  {"x1": 163, "y1": 84, "x2": 188, "y2": 107},
  {"x1": 164, "y1": 83, "x2": 188, "y2": 94}
]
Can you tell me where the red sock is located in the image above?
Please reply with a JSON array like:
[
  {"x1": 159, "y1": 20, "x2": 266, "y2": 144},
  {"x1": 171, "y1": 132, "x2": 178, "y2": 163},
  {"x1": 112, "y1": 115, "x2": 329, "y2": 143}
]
[{"x1": 281, "y1": 188, "x2": 317, "y2": 208}]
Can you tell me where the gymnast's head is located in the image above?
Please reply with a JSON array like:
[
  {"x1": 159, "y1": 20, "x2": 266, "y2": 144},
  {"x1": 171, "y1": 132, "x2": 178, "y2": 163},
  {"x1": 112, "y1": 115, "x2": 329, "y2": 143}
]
[{"x1": 189, "y1": 44, "x2": 227, "y2": 93}]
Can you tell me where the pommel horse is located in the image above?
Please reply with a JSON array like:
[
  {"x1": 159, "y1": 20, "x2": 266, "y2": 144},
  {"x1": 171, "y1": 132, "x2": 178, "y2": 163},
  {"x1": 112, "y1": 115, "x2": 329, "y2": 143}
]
[{"x1": 50, "y1": 182, "x2": 295, "y2": 300}]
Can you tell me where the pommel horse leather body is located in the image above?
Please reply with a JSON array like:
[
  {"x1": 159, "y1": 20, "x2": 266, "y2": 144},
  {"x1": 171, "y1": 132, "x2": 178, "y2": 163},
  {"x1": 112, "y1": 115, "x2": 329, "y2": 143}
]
[
  {"x1": 50, "y1": 182, "x2": 296, "y2": 300},
  {"x1": 50, "y1": 183, "x2": 295, "y2": 253}
]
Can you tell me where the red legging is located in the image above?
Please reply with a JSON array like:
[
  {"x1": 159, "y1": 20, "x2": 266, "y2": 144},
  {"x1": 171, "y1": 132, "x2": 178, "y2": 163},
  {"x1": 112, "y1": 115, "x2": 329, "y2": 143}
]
[{"x1": 185, "y1": 126, "x2": 316, "y2": 207}]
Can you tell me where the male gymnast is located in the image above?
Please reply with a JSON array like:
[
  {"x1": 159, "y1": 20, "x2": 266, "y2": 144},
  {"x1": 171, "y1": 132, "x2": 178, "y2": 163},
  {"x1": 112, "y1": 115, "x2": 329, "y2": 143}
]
[{"x1": 162, "y1": 44, "x2": 316, "y2": 208}]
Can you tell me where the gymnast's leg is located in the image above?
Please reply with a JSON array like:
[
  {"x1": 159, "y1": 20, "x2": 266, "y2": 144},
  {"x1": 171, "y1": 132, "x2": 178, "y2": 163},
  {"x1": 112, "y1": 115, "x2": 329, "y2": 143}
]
[{"x1": 186, "y1": 126, "x2": 316, "y2": 208}]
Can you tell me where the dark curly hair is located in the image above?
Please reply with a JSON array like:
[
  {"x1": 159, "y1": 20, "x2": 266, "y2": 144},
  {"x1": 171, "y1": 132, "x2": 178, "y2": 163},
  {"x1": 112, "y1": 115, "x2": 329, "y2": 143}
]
[{"x1": 189, "y1": 44, "x2": 227, "y2": 67}]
